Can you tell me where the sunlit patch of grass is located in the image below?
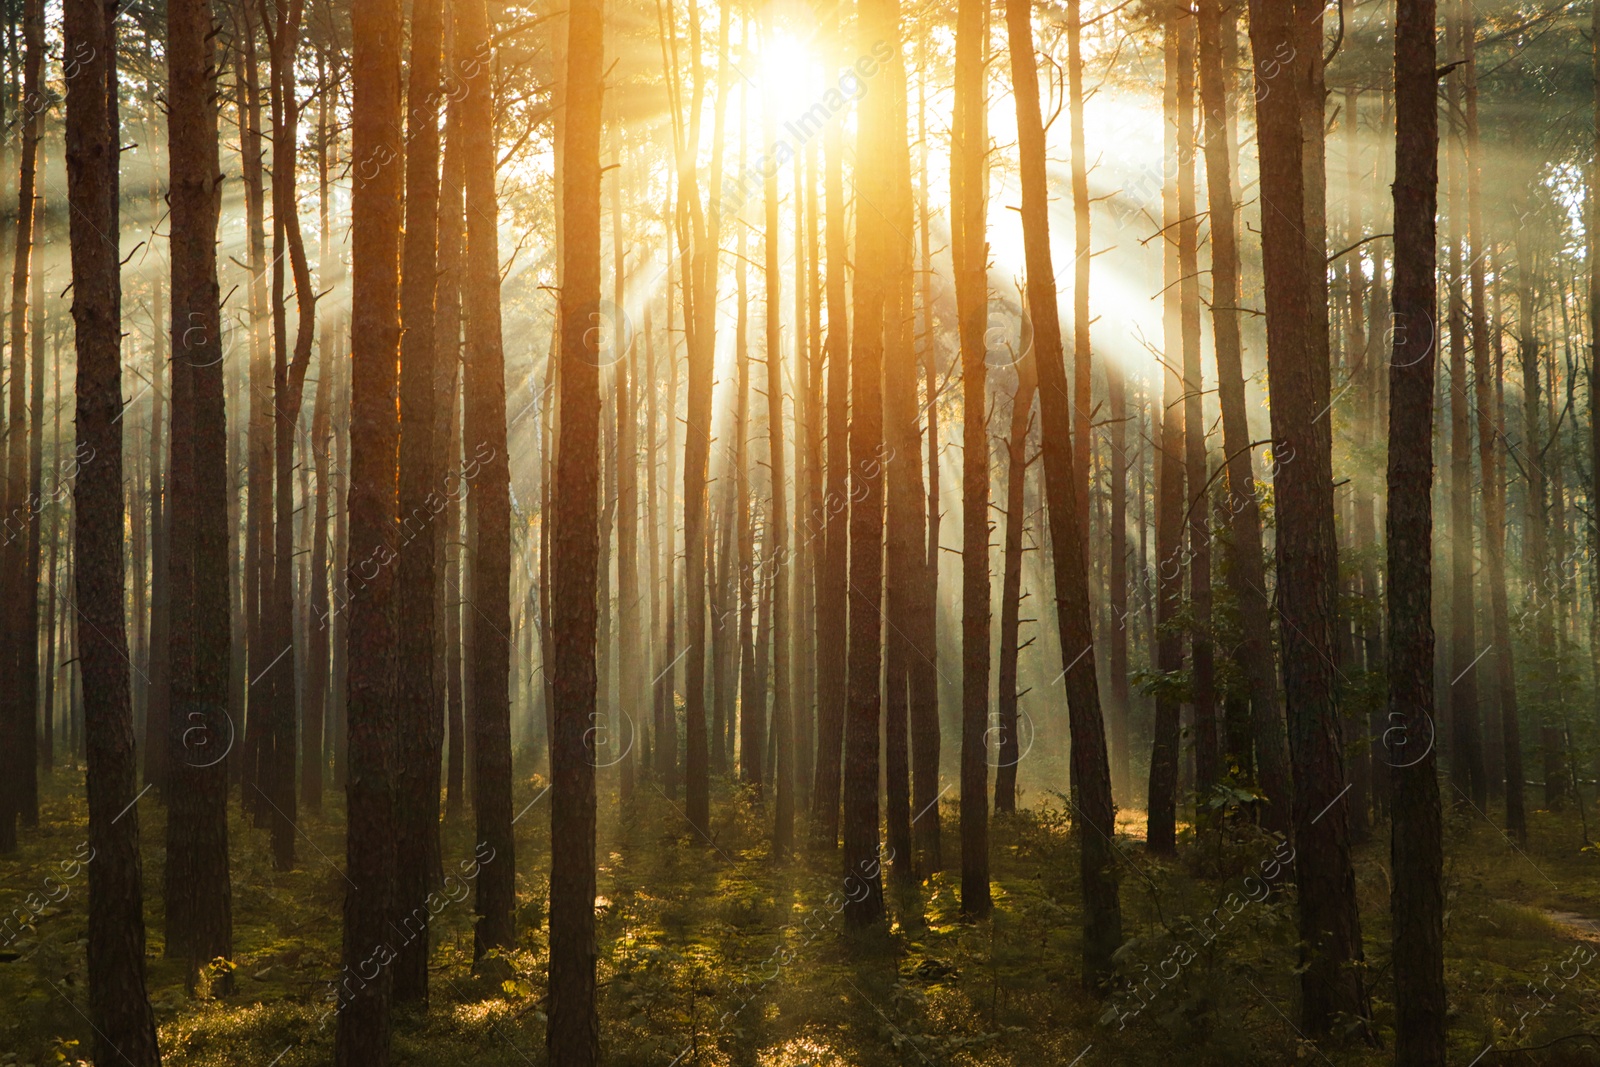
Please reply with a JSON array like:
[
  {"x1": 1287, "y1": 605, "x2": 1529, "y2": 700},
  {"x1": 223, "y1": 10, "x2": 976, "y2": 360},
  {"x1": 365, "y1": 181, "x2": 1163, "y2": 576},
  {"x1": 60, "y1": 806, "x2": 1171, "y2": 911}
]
[{"x1": 758, "y1": 1035, "x2": 846, "y2": 1064}]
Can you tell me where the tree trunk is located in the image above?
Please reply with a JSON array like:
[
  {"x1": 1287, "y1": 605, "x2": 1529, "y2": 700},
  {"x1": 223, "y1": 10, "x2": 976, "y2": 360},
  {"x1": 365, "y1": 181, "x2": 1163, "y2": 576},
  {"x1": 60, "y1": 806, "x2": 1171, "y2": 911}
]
[
  {"x1": 1005, "y1": 0, "x2": 1122, "y2": 987},
  {"x1": 163, "y1": 0, "x2": 234, "y2": 983},
  {"x1": 614, "y1": 134, "x2": 639, "y2": 807},
  {"x1": 264, "y1": 0, "x2": 318, "y2": 872},
  {"x1": 880, "y1": 58, "x2": 922, "y2": 887},
  {"x1": 1148, "y1": 4, "x2": 1186, "y2": 855},
  {"x1": 1511, "y1": 223, "x2": 1564, "y2": 811},
  {"x1": 1176, "y1": 8, "x2": 1215, "y2": 805},
  {"x1": 912, "y1": 58, "x2": 943, "y2": 872},
  {"x1": 1065, "y1": 0, "x2": 1092, "y2": 562},
  {"x1": 304, "y1": 54, "x2": 335, "y2": 817},
  {"x1": 1590, "y1": 0, "x2": 1600, "y2": 814},
  {"x1": 761, "y1": 37, "x2": 793, "y2": 854},
  {"x1": 953, "y1": 0, "x2": 990, "y2": 919},
  {"x1": 677, "y1": 0, "x2": 730, "y2": 835},
  {"x1": 237, "y1": 1, "x2": 272, "y2": 815},
  {"x1": 439, "y1": 56, "x2": 467, "y2": 820},
  {"x1": 1387, "y1": 0, "x2": 1446, "y2": 1058},
  {"x1": 393, "y1": 0, "x2": 445, "y2": 1002},
  {"x1": 1247, "y1": 0, "x2": 1371, "y2": 1034},
  {"x1": 1198, "y1": 0, "x2": 1291, "y2": 830},
  {"x1": 791, "y1": 144, "x2": 814, "y2": 818},
  {"x1": 1445, "y1": 11, "x2": 1486, "y2": 812},
  {"x1": 337, "y1": 0, "x2": 404, "y2": 1050},
  {"x1": 63, "y1": 0, "x2": 163, "y2": 1050},
  {"x1": 42, "y1": 321, "x2": 60, "y2": 776},
  {"x1": 841, "y1": 0, "x2": 897, "y2": 931},
  {"x1": 457, "y1": 0, "x2": 515, "y2": 960},
  {"x1": 2, "y1": 0, "x2": 42, "y2": 840},
  {"x1": 734, "y1": 120, "x2": 757, "y2": 785},
  {"x1": 548, "y1": 0, "x2": 602, "y2": 1055},
  {"x1": 811, "y1": 0, "x2": 850, "y2": 847},
  {"x1": 995, "y1": 362, "x2": 1036, "y2": 815}
]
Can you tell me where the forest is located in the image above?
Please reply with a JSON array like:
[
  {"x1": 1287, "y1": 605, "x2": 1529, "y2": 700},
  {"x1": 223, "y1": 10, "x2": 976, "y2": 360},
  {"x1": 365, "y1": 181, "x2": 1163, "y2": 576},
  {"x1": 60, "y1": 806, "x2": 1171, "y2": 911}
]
[{"x1": 0, "y1": 0, "x2": 1598, "y2": 1061}]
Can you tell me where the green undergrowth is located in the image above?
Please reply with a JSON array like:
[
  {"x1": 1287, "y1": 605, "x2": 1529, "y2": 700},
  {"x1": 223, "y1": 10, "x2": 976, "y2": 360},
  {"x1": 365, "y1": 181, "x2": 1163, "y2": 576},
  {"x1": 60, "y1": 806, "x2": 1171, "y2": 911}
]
[{"x1": 2, "y1": 770, "x2": 1598, "y2": 1065}]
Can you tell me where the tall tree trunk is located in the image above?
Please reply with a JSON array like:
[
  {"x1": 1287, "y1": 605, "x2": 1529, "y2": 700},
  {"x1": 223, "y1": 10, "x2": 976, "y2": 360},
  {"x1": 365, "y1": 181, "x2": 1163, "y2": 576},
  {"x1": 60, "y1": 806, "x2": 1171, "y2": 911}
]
[
  {"x1": 842, "y1": 0, "x2": 896, "y2": 930},
  {"x1": 1341, "y1": 88, "x2": 1373, "y2": 842},
  {"x1": 304, "y1": 54, "x2": 335, "y2": 817},
  {"x1": 1176, "y1": 8, "x2": 1215, "y2": 806},
  {"x1": 953, "y1": 0, "x2": 990, "y2": 919},
  {"x1": 237, "y1": 1, "x2": 271, "y2": 814},
  {"x1": 614, "y1": 135, "x2": 639, "y2": 807},
  {"x1": 263, "y1": 0, "x2": 318, "y2": 871},
  {"x1": 761, "y1": 40, "x2": 793, "y2": 854},
  {"x1": 1148, "y1": 4, "x2": 1186, "y2": 855},
  {"x1": 995, "y1": 362, "x2": 1036, "y2": 815},
  {"x1": 4, "y1": 0, "x2": 43, "y2": 839},
  {"x1": 1247, "y1": 0, "x2": 1371, "y2": 1034},
  {"x1": 439, "y1": 57, "x2": 467, "y2": 819},
  {"x1": 145, "y1": 272, "x2": 170, "y2": 792},
  {"x1": 912, "y1": 58, "x2": 942, "y2": 872},
  {"x1": 1198, "y1": 0, "x2": 1291, "y2": 830},
  {"x1": 734, "y1": 124, "x2": 756, "y2": 786},
  {"x1": 678, "y1": 0, "x2": 730, "y2": 834},
  {"x1": 394, "y1": 0, "x2": 445, "y2": 1003},
  {"x1": 1060, "y1": 0, "x2": 1091, "y2": 565},
  {"x1": 1589, "y1": 0, "x2": 1600, "y2": 806},
  {"x1": 337, "y1": 0, "x2": 404, "y2": 1050},
  {"x1": 42, "y1": 321, "x2": 59, "y2": 776},
  {"x1": 548, "y1": 0, "x2": 602, "y2": 1055},
  {"x1": 793, "y1": 142, "x2": 816, "y2": 815},
  {"x1": 881, "y1": 17, "x2": 922, "y2": 884},
  {"x1": 1006, "y1": 0, "x2": 1122, "y2": 987},
  {"x1": 1388, "y1": 0, "x2": 1446, "y2": 1059},
  {"x1": 1514, "y1": 229, "x2": 1562, "y2": 810},
  {"x1": 458, "y1": 0, "x2": 515, "y2": 959},
  {"x1": 6, "y1": 0, "x2": 44, "y2": 836},
  {"x1": 63, "y1": 0, "x2": 163, "y2": 1050},
  {"x1": 1444, "y1": 12, "x2": 1485, "y2": 812},
  {"x1": 163, "y1": 0, "x2": 234, "y2": 983},
  {"x1": 811, "y1": 0, "x2": 850, "y2": 847}
]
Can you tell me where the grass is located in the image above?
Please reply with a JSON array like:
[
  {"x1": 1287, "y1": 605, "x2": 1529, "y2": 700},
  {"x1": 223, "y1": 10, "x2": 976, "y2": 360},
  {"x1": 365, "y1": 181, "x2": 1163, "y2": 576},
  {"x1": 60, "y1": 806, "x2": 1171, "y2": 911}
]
[{"x1": 2, "y1": 766, "x2": 1599, "y2": 1065}]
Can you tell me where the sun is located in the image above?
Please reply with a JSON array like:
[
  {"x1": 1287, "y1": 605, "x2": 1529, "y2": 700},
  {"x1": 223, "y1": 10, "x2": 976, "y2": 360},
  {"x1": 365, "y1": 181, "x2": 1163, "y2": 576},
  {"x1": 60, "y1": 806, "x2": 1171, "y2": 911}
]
[{"x1": 760, "y1": 29, "x2": 825, "y2": 103}]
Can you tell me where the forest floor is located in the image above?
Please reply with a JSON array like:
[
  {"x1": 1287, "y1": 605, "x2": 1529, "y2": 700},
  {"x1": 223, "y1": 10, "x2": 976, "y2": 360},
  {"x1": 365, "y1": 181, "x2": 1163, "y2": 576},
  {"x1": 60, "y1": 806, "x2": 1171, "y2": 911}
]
[{"x1": 3, "y1": 767, "x2": 1600, "y2": 1066}]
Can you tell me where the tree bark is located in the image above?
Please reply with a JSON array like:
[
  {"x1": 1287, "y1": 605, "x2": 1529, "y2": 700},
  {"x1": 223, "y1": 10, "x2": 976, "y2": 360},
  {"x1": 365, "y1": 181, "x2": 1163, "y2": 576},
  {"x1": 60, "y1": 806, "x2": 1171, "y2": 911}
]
[
  {"x1": 337, "y1": 0, "x2": 404, "y2": 1050},
  {"x1": 236, "y1": 1, "x2": 271, "y2": 815},
  {"x1": 1388, "y1": 0, "x2": 1446, "y2": 1059},
  {"x1": 995, "y1": 361, "x2": 1035, "y2": 815},
  {"x1": 548, "y1": 0, "x2": 602, "y2": 1055},
  {"x1": 761, "y1": 35, "x2": 793, "y2": 854},
  {"x1": 163, "y1": 0, "x2": 234, "y2": 982},
  {"x1": 1247, "y1": 0, "x2": 1371, "y2": 1034},
  {"x1": 64, "y1": 0, "x2": 163, "y2": 1050},
  {"x1": 1148, "y1": 4, "x2": 1185, "y2": 855},
  {"x1": 1006, "y1": 0, "x2": 1122, "y2": 987},
  {"x1": 3, "y1": 0, "x2": 43, "y2": 836},
  {"x1": 1198, "y1": 0, "x2": 1291, "y2": 830},
  {"x1": 811, "y1": 0, "x2": 850, "y2": 847},
  {"x1": 394, "y1": 0, "x2": 446, "y2": 1002},
  {"x1": 1176, "y1": 8, "x2": 1216, "y2": 805},
  {"x1": 912, "y1": 59, "x2": 943, "y2": 872},
  {"x1": 263, "y1": 0, "x2": 318, "y2": 871},
  {"x1": 614, "y1": 134, "x2": 640, "y2": 807},
  {"x1": 304, "y1": 52, "x2": 335, "y2": 817},
  {"x1": 457, "y1": 0, "x2": 515, "y2": 960},
  {"x1": 841, "y1": 0, "x2": 897, "y2": 930},
  {"x1": 438, "y1": 54, "x2": 467, "y2": 820},
  {"x1": 953, "y1": 0, "x2": 990, "y2": 919},
  {"x1": 1444, "y1": 9, "x2": 1486, "y2": 812}
]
